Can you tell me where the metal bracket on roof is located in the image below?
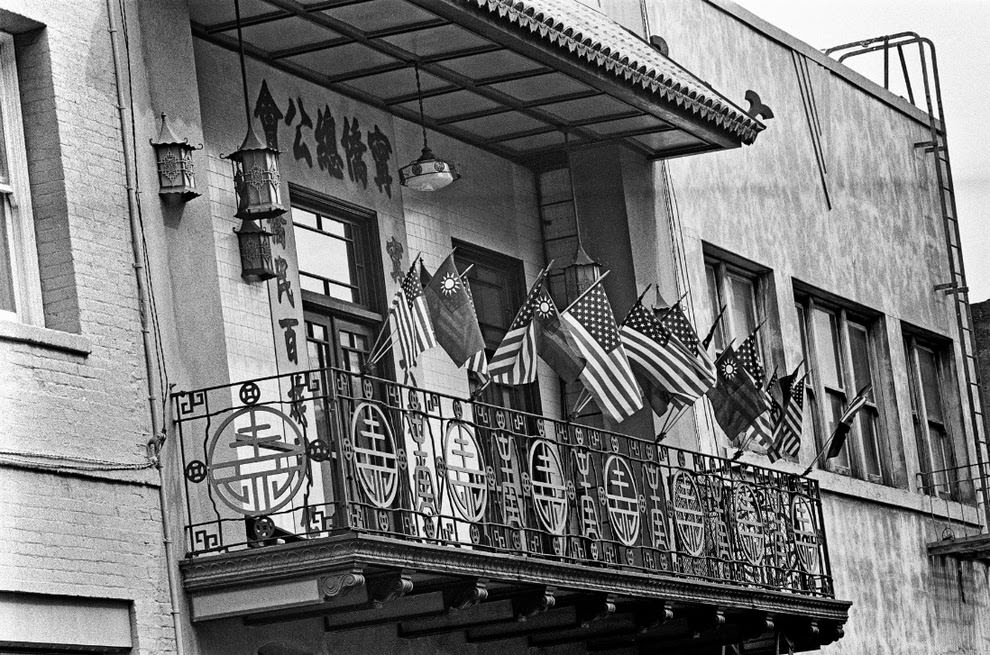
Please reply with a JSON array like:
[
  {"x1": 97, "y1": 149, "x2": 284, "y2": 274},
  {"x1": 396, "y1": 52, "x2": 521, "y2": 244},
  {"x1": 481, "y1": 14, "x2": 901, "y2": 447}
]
[{"x1": 934, "y1": 281, "x2": 969, "y2": 295}]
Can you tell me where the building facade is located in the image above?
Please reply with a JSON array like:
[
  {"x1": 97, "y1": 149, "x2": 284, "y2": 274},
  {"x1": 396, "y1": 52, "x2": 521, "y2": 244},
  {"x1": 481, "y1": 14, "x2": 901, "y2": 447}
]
[{"x1": 1, "y1": 0, "x2": 987, "y2": 654}]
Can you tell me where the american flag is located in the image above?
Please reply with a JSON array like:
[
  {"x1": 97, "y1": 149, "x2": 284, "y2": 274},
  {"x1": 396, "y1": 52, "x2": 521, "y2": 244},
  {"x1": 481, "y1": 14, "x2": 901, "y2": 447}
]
[
  {"x1": 660, "y1": 302, "x2": 718, "y2": 378},
  {"x1": 389, "y1": 260, "x2": 436, "y2": 368},
  {"x1": 736, "y1": 331, "x2": 766, "y2": 388},
  {"x1": 772, "y1": 372, "x2": 806, "y2": 458},
  {"x1": 460, "y1": 271, "x2": 488, "y2": 376},
  {"x1": 488, "y1": 268, "x2": 553, "y2": 385},
  {"x1": 560, "y1": 280, "x2": 642, "y2": 422},
  {"x1": 620, "y1": 299, "x2": 715, "y2": 411},
  {"x1": 826, "y1": 384, "x2": 872, "y2": 459}
]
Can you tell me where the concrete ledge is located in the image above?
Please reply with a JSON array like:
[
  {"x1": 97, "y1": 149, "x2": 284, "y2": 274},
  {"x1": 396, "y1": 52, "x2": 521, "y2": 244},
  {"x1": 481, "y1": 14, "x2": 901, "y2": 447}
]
[{"x1": 0, "y1": 319, "x2": 91, "y2": 357}]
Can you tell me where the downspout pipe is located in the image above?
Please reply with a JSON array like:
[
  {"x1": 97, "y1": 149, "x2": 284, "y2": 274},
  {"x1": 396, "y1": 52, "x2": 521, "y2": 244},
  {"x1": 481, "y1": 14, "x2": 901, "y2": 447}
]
[{"x1": 105, "y1": 2, "x2": 187, "y2": 654}]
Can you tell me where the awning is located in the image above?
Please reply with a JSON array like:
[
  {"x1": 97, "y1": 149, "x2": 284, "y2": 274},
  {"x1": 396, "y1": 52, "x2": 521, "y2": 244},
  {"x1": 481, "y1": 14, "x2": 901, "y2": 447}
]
[{"x1": 190, "y1": 0, "x2": 765, "y2": 162}]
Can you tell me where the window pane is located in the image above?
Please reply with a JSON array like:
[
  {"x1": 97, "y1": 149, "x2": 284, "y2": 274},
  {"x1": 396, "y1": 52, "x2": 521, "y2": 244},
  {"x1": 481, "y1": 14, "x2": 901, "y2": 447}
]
[
  {"x1": 859, "y1": 409, "x2": 882, "y2": 478},
  {"x1": 847, "y1": 321, "x2": 873, "y2": 391},
  {"x1": 812, "y1": 308, "x2": 842, "y2": 389},
  {"x1": 291, "y1": 206, "x2": 318, "y2": 229},
  {"x1": 826, "y1": 390, "x2": 850, "y2": 469},
  {"x1": 729, "y1": 274, "x2": 756, "y2": 339},
  {"x1": 706, "y1": 265, "x2": 725, "y2": 349},
  {"x1": 0, "y1": 201, "x2": 14, "y2": 312},
  {"x1": 917, "y1": 348, "x2": 944, "y2": 422},
  {"x1": 294, "y1": 226, "x2": 356, "y2": 302}
]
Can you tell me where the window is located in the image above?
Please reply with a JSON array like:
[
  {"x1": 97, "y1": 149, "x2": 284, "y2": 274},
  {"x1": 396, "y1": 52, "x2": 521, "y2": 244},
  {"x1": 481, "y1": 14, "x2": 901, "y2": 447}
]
[
  {"x1": 796, "y1": 294, "x2": 886, "y2": 482},
  {"x1": 454, "y1": 241, "x2": 539, "y2": 414},
  {"x1": 904, "y1": 335, "x2": 959, "y2": 498},
  {"x1": 704, "y1": 258, "x2": 762, "y2": 352},
  {"x1": 291, "y1": 189, "x2": 385, "y2": 378},
  {"x1": 0, "y1": 32, "x2": 42, "y2": 324}
]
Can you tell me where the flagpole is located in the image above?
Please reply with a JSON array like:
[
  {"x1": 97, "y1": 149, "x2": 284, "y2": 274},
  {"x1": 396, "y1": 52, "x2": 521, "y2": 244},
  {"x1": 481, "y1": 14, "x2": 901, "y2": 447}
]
[
  {"x1": 655, "y1": 291, "x2": 689, "y2": 319},
  {"x1": 701, "y1": 304, "x2": 727, "y2": 349},
  {"x1": 468, "y1": 376, "x2": 494, "y2": 402},
  {"x1": 365, "y1": 322, "x2": 397, "y2": 369},
  {"x1": 561, "y1": 270, "x2": 611, "y2": 315}
]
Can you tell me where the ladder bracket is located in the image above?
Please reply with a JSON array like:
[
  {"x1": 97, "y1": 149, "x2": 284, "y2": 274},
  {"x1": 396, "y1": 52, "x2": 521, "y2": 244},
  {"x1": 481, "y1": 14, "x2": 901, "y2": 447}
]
[{"x1": 934, "y1": 282, "x2": 969, "y2": 295}]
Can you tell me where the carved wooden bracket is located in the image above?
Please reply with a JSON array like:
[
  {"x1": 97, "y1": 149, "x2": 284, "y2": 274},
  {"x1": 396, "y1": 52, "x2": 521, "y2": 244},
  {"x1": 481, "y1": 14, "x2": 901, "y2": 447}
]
[
  {"x1": 689, "y1": 606, "x2": 726, "y2": 637},
  {"x1": 744, "y1": 90, "x2": 775, "y2": 121},
  {"x1": 514, "y1": 586, "x2": 555, "y2": 621},
  {"x1": 445, "y1": 578, "x2": 488, "y2": 611},
  {"x1": 319, "y1": 567, "x2": 365, "y2": 600},
  {"x1": 368, "y1": 569, "x2": 414, "y2": 608},
  {"x1": 637, "y1": 599, "x2": 674, "y2": 633},
  {"x1": 578, "y1": 593, "x2": 616, "y2": 628}
]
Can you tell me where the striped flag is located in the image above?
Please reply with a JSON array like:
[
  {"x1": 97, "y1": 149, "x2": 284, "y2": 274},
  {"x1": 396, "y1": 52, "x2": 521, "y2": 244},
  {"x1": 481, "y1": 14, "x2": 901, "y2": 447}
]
[
  {"x1": 488, "y1": 267, "x2": 551, "y2": 385},
  {"x1": 736, "y1": 331, "x2": 766, "y2": 389},
  {"x1": 560, "y1": 279, "x2": 643, "y2": 422},
  {"x1": 660, "y1": 301, "x2": 718, "y2": 379},
  {"x1": 826, "y1": 384, "x2": 872, "y2": 459},
  {"x1": 459, "y1": 270, "x2": 488, "y2": 376},
  {"x1": 707, "y1": 345, "x2": 768, "y2": 442},
  {"x1": 620, "y1": 299, "x2": 716, "y2": 415},
  {"x1": 772, "y1": 372, "x2": 806, "y2": 458},
  {"x1": 389, "y1": 260, "x2": 437, "y2": 368}
]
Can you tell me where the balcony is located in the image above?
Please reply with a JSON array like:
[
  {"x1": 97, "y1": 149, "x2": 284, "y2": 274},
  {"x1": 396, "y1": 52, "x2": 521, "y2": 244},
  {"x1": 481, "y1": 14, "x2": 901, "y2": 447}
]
[{"x1": 174, "y1": 367, "x2": 849, "y2": 652}]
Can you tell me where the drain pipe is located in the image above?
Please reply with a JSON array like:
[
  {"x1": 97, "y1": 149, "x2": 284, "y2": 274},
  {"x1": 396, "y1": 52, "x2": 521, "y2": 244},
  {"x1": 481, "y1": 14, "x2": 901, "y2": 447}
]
[{"x1": 106, "y1": 2, "x2": 187, "y2": 655}]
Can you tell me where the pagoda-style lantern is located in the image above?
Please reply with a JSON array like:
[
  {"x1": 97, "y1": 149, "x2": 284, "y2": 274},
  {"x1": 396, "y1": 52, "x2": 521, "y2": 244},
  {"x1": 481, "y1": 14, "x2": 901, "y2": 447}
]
[
  {"x1": 225, "y1": 0, "x2": 285, "y2": 220},
  {"x1": 235, "y1": 219, "x2": 275, "y2": 282},
  {"x1": 150, "y1": 113, "x2": 201, "y2": 202},
  {"x1": 225, "y1": 127, "x2": 284, "y2": 219},
  {"x1": 564, "y1": 241, "x2": 602, "y2": 303}
]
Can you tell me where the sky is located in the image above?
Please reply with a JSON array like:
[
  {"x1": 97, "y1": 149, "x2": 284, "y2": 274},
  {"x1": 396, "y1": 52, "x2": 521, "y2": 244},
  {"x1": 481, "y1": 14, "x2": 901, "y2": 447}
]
[{"x1": 731, "y1": 0, "x2": 990, "y2": 303}]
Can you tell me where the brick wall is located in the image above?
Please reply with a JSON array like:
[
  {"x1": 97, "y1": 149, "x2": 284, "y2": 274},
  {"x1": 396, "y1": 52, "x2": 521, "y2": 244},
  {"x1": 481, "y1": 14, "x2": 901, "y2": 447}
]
[{"x1": 0, "y1": 1, "x2": 174, "y2": 653}]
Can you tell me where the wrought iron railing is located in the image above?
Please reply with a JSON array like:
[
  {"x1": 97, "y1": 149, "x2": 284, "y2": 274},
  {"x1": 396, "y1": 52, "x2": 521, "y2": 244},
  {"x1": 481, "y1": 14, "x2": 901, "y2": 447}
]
[{"x1": 173, "y1": 367, "x2": 835, "y2": 597}]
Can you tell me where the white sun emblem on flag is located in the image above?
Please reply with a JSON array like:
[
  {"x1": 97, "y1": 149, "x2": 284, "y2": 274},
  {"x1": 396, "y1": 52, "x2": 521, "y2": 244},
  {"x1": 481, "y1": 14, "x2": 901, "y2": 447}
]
[
  {"x1": 440, "y1": 273, "x2": 460, "y2": 295},
  {"x1": 722, "y1": 361, "x2": 736, "y2": 378},
  {"x1": 536, "y1": 299, "x2": 552, "y2": 318}
]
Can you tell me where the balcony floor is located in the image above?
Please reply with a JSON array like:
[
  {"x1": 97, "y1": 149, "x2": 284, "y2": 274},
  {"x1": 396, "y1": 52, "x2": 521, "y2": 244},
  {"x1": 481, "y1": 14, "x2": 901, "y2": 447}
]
[{"x1": 182, "y1": 532, "x2": 849, "y2": 653}]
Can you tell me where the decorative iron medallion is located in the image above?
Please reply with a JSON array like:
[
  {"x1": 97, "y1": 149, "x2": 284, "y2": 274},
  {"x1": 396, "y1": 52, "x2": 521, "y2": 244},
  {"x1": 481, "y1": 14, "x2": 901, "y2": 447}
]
[
  {"x1": 206, "y1": 405, "x2": 307, "y2": 516},
  {"x1": 349, "y1": 402, "x2": 400, "y2": 509},
  {"x1": 604, "y1": 455, "x2": 640, "y2": 546},
  {"x1": 734, "y1": 485, "x2": 765, "y2": 565},
  {"x1": 790, "y1": 495, "x2": 820, "y2": 573},
  {"x1": 670, "y1": 471, "x2": 705, "y2": 557},
  {"x1": 529, "y1": 439, "x2": 568, "y2": 535},
  {"x1": 443, "y1": 422, "x2": 488, "y2": 522}
]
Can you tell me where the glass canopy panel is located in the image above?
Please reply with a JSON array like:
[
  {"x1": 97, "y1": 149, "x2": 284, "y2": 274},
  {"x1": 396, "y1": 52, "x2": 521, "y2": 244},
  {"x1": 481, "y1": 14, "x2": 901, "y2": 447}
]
[
  {"x1": 287, "y1": 43, "x2": 398, "y2": 78},
  {"x1": 539, "y1": 95, "x2": 635, "y2": 122},
  {"x1": 324, "y1": 0, "x2": 439, "y2": 33},
  {"x1": 586, "y1": 114, "x2": 670, "y2": 137},
  {"x1": 488, "y1": 73, "x2": 592, "y2": 103},
  {"x1": 189, "y1": 0, "x2": 273, "y2": 26},
  {"x1": 449, "y1": 112, "x2": 551, "y2": 139},
  {"x1": 438, "y1": 49, "x2": 543, "y2": 80},
  {"x1": 350, "y1": 69, "x2": 448, "y2": 99},
  {"x1": 229, "y1": 17, "x2": 341, "y2": 53},
  {"x1": 380, "y1": 24, "x2": 493, "y2": 59},
  {"x1": 395, "y1": 89, "x2": 502, "y2": 122}
]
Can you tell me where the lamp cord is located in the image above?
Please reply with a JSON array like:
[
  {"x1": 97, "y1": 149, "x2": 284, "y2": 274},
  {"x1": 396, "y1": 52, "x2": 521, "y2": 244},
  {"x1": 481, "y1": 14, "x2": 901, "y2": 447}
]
[
  {"x1": 234, "y1": 0, "x2": 252, "y2": 129},
  {"x1": 414, "y1": 63, "x2": 429, "y2": 150}
]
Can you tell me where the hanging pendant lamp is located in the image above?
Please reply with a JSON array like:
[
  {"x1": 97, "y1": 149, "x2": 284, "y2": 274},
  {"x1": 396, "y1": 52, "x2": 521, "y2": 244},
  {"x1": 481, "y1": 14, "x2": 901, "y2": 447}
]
[{"x1": 399, "y1": 63, "x2": 461, "y2": 192}]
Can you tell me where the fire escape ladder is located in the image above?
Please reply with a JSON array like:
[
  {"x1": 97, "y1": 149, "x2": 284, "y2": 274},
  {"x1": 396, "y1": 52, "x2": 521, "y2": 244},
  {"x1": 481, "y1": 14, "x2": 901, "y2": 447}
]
[{"x1": 826, "y1": 34, "x2": 990, "y2": 530}]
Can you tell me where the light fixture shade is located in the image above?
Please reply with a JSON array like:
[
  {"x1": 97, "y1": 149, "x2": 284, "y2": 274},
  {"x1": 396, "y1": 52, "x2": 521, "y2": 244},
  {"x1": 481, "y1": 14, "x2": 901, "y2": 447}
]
[
  {"x1": 150, "y1": 113, "x2": 201, "y2": 201},
  {"x1": 235, "y1": 219, "x2": 276, "y2": 282},
  {"x1": 225, "y1": 128, "x2": 285, "y2": 219},
  {"x1": 399, "y1": 146, "x2": 460, "y2": 192},
  {"x1": 564, "y1": 242, "x2": 601, "y2": 303}
]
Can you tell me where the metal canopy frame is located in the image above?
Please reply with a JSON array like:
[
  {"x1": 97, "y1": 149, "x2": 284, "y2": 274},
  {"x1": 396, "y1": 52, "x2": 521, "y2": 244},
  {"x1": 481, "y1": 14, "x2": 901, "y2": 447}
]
[{"x1": 190, "y1": 0, "x2": 760, "y2": 165}]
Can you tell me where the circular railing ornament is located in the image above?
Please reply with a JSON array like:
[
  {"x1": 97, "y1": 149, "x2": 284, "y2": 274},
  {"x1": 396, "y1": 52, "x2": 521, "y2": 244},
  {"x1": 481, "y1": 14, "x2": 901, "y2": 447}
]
[
  {"x1": 349, "y1": 402, "x2": 400, "y2": 509},
  {"x1": 791, "y1": 495, "x2": 820, "y2": 573},
  {"x1": 206, "y1": 406, "x2": 307, "y2": 516},
  {"x1": 529, "y1": 439, "x2": 568, "y2": 535},
  {"x1": 604, "y1": 455, "x2": 641, "y2": 546},
  {"x1": 734, "y1": 484, "x2": 766, "y2": 565},
  {"x1": 443, "y1": 422, "x2": 488, "y2": 522},
  {"x1": 670, "y1": 471, "x2": 705, "y2": 557}
]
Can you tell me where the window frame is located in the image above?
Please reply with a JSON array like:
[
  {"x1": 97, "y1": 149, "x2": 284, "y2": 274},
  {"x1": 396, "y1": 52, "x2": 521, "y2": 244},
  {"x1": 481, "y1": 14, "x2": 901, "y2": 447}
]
[
  {"x1": 0, "y1": 32, "x2": 43, "y2": 325},
  {"x1": 904, "y1": 334, "x2": 960, "y2": 499},
  {"x1": 797, "y1": 293, "x2": 888, "y2": 483},
  {"x1": 704, "y1": 258, "x2": 764, "y2": 355}
]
